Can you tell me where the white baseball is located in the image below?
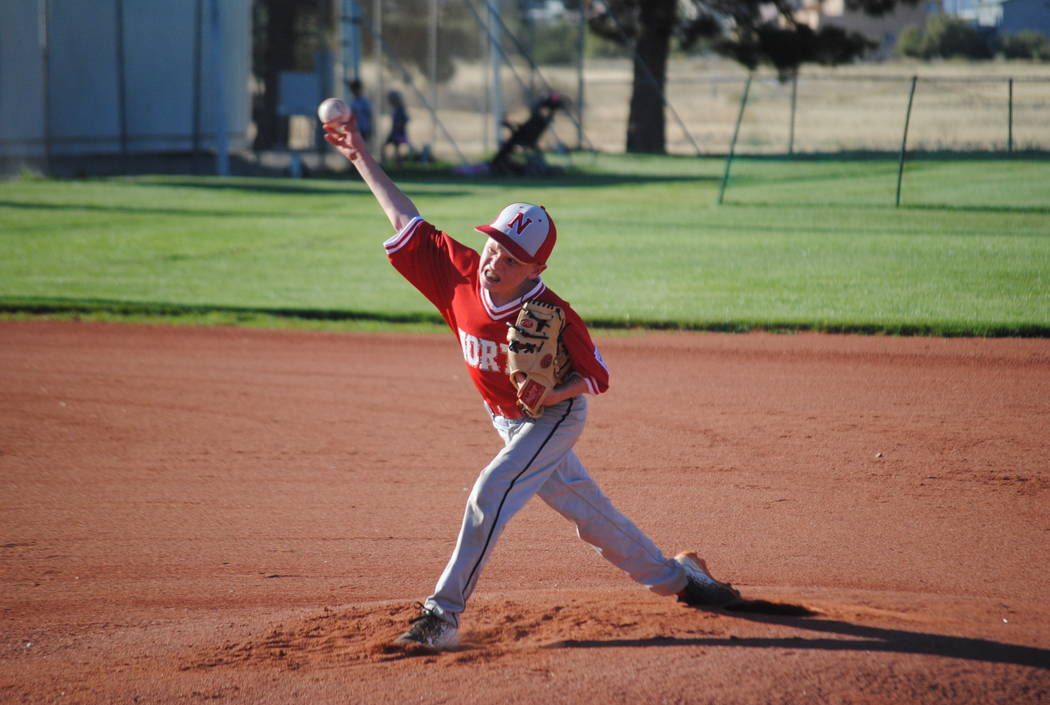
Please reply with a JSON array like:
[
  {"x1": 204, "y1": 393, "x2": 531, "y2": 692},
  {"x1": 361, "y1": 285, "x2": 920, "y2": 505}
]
[{"x1": 317, "y1": 97, "x2": 351, "y2": 124}]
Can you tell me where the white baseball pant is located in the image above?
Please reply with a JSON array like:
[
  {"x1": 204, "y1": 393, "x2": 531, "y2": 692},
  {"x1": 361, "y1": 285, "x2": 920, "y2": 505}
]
[{"x1": 424, "y1": 395, "x2": 688, "y2": 627}]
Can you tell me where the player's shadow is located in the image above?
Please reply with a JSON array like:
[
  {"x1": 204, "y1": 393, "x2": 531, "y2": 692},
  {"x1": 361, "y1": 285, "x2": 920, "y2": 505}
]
[{"x1": 545, "y1": 599, "x2": 1050, "y2": 671}]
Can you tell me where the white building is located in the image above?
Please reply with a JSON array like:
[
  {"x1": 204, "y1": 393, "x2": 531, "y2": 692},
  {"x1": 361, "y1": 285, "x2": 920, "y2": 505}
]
[
  {"x1": 0, "y1": 0, "x2": 251, "y2": 163},
  {"x1": 948, "y1": 0, "x2": 1050, "y2": 35}
]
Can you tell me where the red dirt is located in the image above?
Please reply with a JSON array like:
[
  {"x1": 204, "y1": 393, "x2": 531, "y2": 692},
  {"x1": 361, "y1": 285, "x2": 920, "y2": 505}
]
[{"x1": 1, "y1": 319, "x2": 1048, "y2": 704}]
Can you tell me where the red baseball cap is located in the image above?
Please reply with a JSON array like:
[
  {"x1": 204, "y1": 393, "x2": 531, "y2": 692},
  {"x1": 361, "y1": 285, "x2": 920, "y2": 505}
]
[{"x1": 475, "y1": 203, "x2": 557, "y2": 265}]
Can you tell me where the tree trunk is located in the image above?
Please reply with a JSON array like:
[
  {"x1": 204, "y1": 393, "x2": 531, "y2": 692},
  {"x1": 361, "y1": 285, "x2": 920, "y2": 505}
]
[{"x1": 625, "y1": 0, "x2": 675, "y2": 154}]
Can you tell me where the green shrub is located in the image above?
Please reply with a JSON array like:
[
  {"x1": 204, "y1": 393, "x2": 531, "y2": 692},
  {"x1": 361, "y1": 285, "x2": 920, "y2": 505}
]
[
  {"x1": 529, "y1": 21, "x2": 583, "y2": 65},
  {"x1": 586, "y1": 29, "x2": 630, "y2": 60},
  {"x1": 895, "y1": 14, "x2": 993, "y2": 60},
  {"x1": 998, "y1": 30, "x2": 1050, "y2": 61},
  {"x1": 895, "y1": 24, "x2": 927, "y2": 58}
]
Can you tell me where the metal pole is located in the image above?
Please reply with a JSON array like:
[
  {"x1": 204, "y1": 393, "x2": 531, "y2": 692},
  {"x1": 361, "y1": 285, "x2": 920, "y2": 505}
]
[
  {"x1": 209, "y1": 0, "x2": 229, "y2": 176},
  {"x1": 895, "y1": 75, "x2": 917, "y2": 208},
  {"x1": 576, "y1": 4, "x2": 585, "y2": 151},
  {"x1": 374, "y1": 0, "x2": 383, "y2": 156},
  {"x1": 116, "y1": 0, "x2": 129, "y2": 165},
  {"x1": 40, "y1": 0, "x2": 51, "y2": 171},
  {"x1": 1007, "y1": 77, "x2": 1014, "y2": 154},
  {"x1": 488, "y1": 0, "x2": 503, "y2": 154},
  {"x1": 429, "y1": 0, "x2": 438, "y2": 147},
  {"x1": 192, "y1": 0, "x2": 203, "y2": 165},
  {"x1": 335, "y1": 0, "x2": 345, "y2": 91},
  {"x1": 481, "y1": 14, "x2": 489, "y2": 152},
  {"x1": 349, "y1": 0, "x2": 362, "y2": 82},
  {"x1": 317, "y1": 0, "x2": 330, "y2": 156},
  {"x1": 525, "y1": 7, "x2": 536, "y2": 100},
  {"x1": 716, "y1": 74, "x2": 752, "y2": 206},
  {"x1": 788, "y1": 71, "x2": 797, "y2": 156}
]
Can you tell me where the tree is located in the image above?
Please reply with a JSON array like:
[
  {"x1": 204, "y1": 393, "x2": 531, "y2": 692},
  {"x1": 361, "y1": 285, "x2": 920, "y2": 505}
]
[
  {"x1": 998, "y1": 30, "x2": 1050, "y2": 61},
  {"x1": 587, "y1": 0, "x2": 918, "y2": 154},
  {"x1": 895, "y1": 13, "x2": 993, "y2": 59}
]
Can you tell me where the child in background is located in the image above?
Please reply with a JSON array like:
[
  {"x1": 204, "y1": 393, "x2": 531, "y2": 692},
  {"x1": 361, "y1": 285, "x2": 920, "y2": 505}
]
[{"x1": 382, "y1": 90, "x2": 412, "y2": 164}]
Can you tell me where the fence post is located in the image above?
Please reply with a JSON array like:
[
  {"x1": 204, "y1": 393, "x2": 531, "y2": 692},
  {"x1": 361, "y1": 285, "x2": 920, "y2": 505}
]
[
  {"x1": 717, "y1": 73, "x2": 752, "y2": 206},
  {"x1": 209, "y1": 0, "x2": 229, "y2": 176},
  {"x1": 428, "y1": 0, "x2": 438, "y2": 147},
  {"x1": 788, "y1": 71, "x2": 797, "y2": 156},
  {"x1": 487, "y1": 0, "x2": 503, "y2": 157},
  {"x1": 40, "y1": 0, "x2": 52, "y2": 172},
  {"x1": 576, "y1": 5, "x2": 586, "y2": 150},
  {"x1": 895, "y1": 75, "x2": 917, "y2": 208},
  {"x1": 1007, "y1": 77, "x2": 1014, "y2": 154},
  {"x1": 192, "y1": 0, "x2": 203, "y2": 170},
  {"x1": 116, "y1": 0, "x2": 128, "y2": 165}
]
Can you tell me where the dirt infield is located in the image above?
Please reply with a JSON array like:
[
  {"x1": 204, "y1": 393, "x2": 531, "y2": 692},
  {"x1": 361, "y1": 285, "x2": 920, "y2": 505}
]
[{"x1": 2, "y1": 320, "x2": 1048, "y2": 704}]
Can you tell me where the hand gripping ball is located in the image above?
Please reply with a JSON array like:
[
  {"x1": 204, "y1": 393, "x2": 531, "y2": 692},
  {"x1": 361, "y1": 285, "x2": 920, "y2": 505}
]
[{"x1": 317, "y1": 97, "x2": 351, "y2": 124}]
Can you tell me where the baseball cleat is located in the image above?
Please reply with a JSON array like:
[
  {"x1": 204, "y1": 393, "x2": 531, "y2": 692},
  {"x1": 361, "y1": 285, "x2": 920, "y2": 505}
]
[
  {"x1": 674, "y1": 552, "x2": 741, "y2": 608},
  {"x1": 394, "y1": 605, "x2": 459, "y2": 650}
]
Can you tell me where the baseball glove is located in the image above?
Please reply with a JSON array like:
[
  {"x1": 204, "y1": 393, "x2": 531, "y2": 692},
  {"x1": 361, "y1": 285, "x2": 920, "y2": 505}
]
[{"x1": 506, "y1": 300, "x2": 570, "y2": 418}]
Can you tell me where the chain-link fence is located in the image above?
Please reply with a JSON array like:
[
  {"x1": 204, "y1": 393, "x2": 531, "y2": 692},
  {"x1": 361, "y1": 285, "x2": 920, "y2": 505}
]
[
  {"x1": 340, "y1": 51, "x2": 1050, "y2": 163},
  {"x1": 5, "y1": 0, "x2": 1047, "y2": 175},
  {"x1": 671, "y1": 64, "x2": 1050, "y2": 155},
  {"x1": 332, "y1": 2, "x2": 1049, "y2": 164}
]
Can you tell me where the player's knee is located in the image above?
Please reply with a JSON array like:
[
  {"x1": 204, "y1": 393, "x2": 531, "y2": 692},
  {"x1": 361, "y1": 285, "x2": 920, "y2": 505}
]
[{"x1": 467, "y1": 478, "x2": 508, "y2": 511}]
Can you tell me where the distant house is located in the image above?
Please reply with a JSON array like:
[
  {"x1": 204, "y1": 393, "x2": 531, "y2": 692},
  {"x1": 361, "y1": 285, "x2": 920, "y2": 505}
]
[
  {"x1": 998, "y1": 0, "x2": 1050, "y2": 36},
  {"x1": 795, "y1": 0, "x2": 944, "y2": 59},
  {"x1": 0, "y1": 0, "x2": 251, "y2": 161},
  {"x1": 952, "y1": 0, "x2": 1008, "y2": 27},
  {"x1": 949, "y1": 0, "x2": 1050, "y2": 36}
]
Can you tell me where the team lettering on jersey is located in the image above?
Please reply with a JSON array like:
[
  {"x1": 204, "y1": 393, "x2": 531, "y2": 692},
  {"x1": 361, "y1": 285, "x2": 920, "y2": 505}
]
[{"x1": 459, "y1": 329, "x2": 510, "y2": 373}]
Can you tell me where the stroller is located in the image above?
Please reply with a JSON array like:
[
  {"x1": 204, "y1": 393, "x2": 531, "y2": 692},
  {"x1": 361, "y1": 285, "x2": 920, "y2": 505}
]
[{"x1": 490, "y1": 93, "x2": 566, "y2": 176}]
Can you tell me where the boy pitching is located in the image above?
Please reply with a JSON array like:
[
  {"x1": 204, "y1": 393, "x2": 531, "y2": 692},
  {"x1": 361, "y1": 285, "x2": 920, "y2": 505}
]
[{"x1": 323, "y1": 115, "x2": 739, "y2": 650}]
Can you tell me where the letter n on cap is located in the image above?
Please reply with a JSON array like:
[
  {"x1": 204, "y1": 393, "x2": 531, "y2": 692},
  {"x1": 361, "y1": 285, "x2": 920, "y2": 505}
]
[{"x1": 508, "y1": 212, "x2": 532, "y2": 236}]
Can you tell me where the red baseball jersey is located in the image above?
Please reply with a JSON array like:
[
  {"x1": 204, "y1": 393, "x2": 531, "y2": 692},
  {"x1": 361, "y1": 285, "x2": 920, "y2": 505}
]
[{"x1": 384, "y1": 217, "x2": 609, "y2": 418}]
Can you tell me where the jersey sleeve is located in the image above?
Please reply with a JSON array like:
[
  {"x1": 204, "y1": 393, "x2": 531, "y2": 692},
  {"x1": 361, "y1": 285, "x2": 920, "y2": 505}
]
[
  {"x1": 561, "y1": 308, "x2": 610, "y2": 395},
  {"x1": 383, "y1": 217, "x2": 473, "y2": 318}
]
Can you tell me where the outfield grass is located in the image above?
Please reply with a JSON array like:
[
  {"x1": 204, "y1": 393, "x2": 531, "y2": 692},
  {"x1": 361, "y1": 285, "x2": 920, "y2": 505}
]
[{"x1": 1, "y1": 153, "x2": 1047, "y2": 336}]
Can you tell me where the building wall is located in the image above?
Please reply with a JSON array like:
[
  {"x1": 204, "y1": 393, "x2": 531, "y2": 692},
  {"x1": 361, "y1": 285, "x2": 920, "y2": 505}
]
[
  {"x1": 0, "y1": 0, "x2": 251, "y2": 158},
  {"x1": 999, "y1": 0, "x2": 1050, "y2": 36},
  {"x1": 797, "y1": 0, "x2": 944, "y2": 59}
]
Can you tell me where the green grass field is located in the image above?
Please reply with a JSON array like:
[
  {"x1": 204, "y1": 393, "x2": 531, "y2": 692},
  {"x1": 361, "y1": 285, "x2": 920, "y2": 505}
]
[{"x1": 2, "y1": 153, "x2": 1047, "y2": 336}]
